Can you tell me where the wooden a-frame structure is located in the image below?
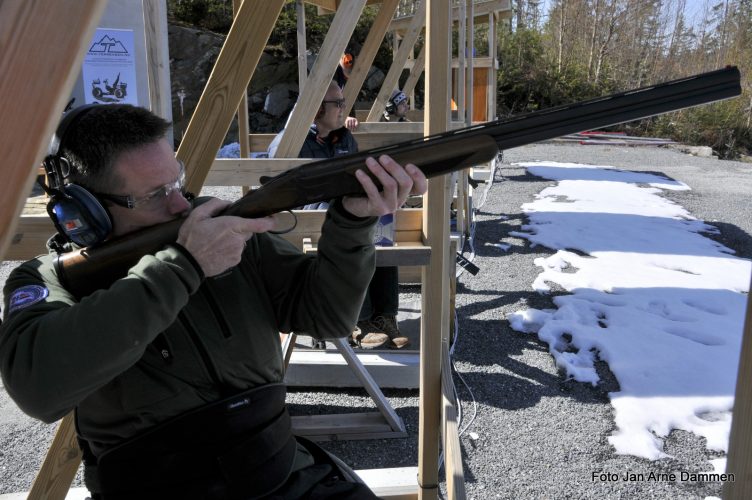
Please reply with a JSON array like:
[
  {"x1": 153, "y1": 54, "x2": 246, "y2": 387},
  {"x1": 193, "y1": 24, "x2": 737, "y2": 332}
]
[{"x1": 2, "y1": 1, "x2": 752, "y2": 499}]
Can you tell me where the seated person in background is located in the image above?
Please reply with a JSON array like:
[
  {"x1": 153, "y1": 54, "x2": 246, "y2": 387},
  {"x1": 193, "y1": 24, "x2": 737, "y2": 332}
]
[
  {"x1": 269, "y1": 81, "x2": 411, "y2": 350},
  {"x1": 382, "y1": 89, "x2": 410, "y2": 122},
  {"x1": 1, "y1": 103, "x2": 426, "y2": 498}
]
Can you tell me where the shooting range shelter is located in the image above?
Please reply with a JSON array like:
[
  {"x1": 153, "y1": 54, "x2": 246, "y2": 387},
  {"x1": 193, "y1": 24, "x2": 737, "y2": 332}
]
[{"x1": 1, "y1": 1, "x2": 752, "y2": 499}]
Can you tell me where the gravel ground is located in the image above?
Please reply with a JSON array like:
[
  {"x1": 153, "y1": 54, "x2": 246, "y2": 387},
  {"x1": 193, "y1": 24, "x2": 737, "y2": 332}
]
[{"x1": 1, "y1": 143, "x2": 750, "y2": 497}]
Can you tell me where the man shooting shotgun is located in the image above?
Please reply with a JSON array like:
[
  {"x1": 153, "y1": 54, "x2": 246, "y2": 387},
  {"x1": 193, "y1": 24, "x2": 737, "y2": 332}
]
[{"x1": 0, "y1": 103, "x2": 426, "y2": 499}]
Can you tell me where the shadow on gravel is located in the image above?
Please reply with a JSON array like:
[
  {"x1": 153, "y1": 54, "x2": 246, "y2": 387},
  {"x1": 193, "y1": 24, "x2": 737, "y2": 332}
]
[{"x1": 705, "y1": 220, "x2": 752, "y2": 260}]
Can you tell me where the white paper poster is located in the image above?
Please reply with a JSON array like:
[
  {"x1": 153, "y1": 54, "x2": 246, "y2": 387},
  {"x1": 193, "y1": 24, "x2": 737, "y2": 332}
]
[{"x1": 82, "y1": 28, "x2": 138, "y2": 105}]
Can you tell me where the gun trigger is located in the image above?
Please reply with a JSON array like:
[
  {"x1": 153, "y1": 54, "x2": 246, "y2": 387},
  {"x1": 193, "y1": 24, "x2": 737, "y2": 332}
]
[{"x1": 259, "y1": 176, "x2": 272, "y2": 185}]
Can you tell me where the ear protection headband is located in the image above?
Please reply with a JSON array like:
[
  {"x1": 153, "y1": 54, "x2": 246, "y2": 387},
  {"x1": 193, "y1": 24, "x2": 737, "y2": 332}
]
[
  {"x1": 41, "y1": 104, "x2": 113, "y2": 248},
  {"x1": 386, "y1": 91, "x2": 407, "y2": 115}
]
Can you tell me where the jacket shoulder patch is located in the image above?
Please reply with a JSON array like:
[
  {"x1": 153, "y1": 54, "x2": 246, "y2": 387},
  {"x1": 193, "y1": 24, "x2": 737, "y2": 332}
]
[{"x1": 8, "y1": 285, "x2": 49, "y2": 314}]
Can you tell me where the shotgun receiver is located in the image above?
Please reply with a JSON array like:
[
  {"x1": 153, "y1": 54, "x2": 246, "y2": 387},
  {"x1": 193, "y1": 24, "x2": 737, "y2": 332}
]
[{"x1": 56, "y1": 66, "x2": 741, "y2": 297}]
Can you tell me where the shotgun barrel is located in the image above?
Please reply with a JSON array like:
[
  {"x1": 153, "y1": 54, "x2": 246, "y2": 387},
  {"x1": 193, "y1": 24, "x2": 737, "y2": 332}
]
[{"x1": 56, "y1": 66, "x2": 742, "y2": 297}]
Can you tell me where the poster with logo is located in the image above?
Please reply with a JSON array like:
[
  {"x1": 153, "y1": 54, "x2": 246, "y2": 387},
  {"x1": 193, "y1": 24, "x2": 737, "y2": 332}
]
[
  {"x1": 82, "y1": 28, "x2": 138, "y2": 105},
  {"x1": 373, "y1": 214, "x2": 395, "y2": 247}
]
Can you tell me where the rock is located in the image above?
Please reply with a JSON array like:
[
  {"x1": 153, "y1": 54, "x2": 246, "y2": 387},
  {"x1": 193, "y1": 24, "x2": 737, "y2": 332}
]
[
  {"x1": 670, "y1": 144, "x2": 717, "y2": 158},
  {"x1": 263, "y1": 82, "x2": 298, "y2": 117},
  {"x1": 364, "y1": 67, "x2": 385, "y2": 91}
]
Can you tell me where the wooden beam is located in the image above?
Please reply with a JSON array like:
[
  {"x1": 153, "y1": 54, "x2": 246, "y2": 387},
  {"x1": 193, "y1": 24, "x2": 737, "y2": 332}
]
[
  {"x1": 388, "y1": 0, "x2": 511, "y2": 32},
  {"x1": 441, "y1": 340, "x2": 466, "y2": 499},
  {"x1": 179, "y1": 0, "x2": 286, "y2": 194},
  {"x1": 27, "y1": 414, "x2": 81, "y2": 500},
  {"x1": 296, "y1": 0, "x2": 308, "y2": 92},
  {"x1": 466, "y1": 0, "x2": 474, "y2": 126},
  {"x1": 419, "y1": 1, "x2": 451, "y2": 498},
  {"x1": 307, "y1": 0, "x2": 382, "y2": 14},
  {"x1": 724, "y1": 272, "x2": 752, "y2": 498},
  {"x1": 401, "y1": 45, "x2": 426, "y2": 99},
  {"x1": 272, "y1": 0, "x2": 367, "y2": 159},
  {"x1": 343, "y1": 0, "x2": 400, "y2": 118},
  {"x1": 0, "y1": 0, "x2": 105, "y2": 261},
  {"x1": 366, "y1": 0, "x2": 426, "y2": 122},
  {"x1": 142, "y1": 0, "x2": 171, "y2": 122}
]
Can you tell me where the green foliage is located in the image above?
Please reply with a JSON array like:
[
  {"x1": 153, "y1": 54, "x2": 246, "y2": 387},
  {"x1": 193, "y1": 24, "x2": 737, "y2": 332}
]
[
  {"x1": 496, "y1": 28, "x2": 615, "y2": 116},
  {"x1": 168, "y1": 0, "x2": 233, "y2": 33},
  {"x1": 648, "y1": 98, "x2": 751, "y2": 159}
]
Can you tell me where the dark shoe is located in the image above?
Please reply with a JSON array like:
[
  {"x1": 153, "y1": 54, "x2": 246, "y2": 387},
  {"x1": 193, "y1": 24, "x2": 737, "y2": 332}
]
[
  {"x1": 371, "y1": 314, "x2": 410, "y2": 349},
  {"x1": 310, "y1": 338, "x2": 327, "y2": 349},
  {"x1": 352, "y1": 322, "x2": 389, "y2": 349}
]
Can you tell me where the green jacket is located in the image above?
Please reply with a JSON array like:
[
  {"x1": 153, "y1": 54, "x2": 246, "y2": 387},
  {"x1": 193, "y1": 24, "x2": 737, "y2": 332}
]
[{"x1": 0, "y1": 200, "x2": 375, "y2": 455}]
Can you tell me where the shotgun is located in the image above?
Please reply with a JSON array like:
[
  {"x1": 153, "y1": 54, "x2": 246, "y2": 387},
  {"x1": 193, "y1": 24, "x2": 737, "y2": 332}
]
[{"x1": 55, "y1": 66, "x2": 741, "y2": 297}]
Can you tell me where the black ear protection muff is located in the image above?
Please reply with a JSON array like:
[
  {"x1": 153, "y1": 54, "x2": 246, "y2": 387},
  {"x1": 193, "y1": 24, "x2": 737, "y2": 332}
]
[{"x1": 41, "y1": 104, "x2": 114, "y2": 248}]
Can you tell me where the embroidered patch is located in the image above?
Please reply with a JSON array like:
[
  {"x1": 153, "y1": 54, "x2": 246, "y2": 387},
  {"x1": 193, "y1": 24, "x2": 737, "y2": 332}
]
[{"x1": 8, "y1": 285, "x2": 49, "y2": 314}]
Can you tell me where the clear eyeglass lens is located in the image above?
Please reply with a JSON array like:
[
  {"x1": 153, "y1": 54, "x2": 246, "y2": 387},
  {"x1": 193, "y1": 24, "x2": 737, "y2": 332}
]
[{"x1": 131, "y1": 162, "x2": 186, "y2": 208}]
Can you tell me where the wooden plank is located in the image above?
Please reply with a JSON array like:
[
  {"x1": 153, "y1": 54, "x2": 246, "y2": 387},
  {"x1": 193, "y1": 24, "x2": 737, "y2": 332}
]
[
  {"x1": 419, "y1": 1, "x2": 452, "y2": 498},
  {"x1": 724, "y1": 272, "x2": 752, "y2": 498},
  {"x1": 402, "y1": 45, "x2": 426, "y2": 100},
  {"x1": 206, "y1": 158, "x2": 312, "y2": 185},
  {"x1": 272, "y1": 0, "x2": 367, "y2": 159},
  {"x1": 388, "y1": 0, "x2": 511, "y2": 32},
  {"x1": 366, "y1": 0, "x2": 426, "y2": 122},
  {"x1": 142, "y1": 0, "x2": 171, "y2": 120},
  {"x1": 179, "y1": 0, "x2": 286, "y2": 194},
  {"x1": 296, "y1": 0, "x2": 308, "y2": 92},
  {"x1": 343, "y1": 0, "x2": 400, "y2": 118},
  {"x1": 6, "y1": 216, "x2": 57, "y2": 261},
  {"x1": 286, "y1": 349, "x2": 419, "y2": 388},
  {"x1": 308, "y1": 0, "x2": 382, "y2": 14},
  {"x1": 28, "y1": 413, "x2": 82, "y2": 500},
  {"x1": 0, "y1": 0, "x2": 105, "y2": 261},
  {"x1": 466, "y1": 0, "x2": 474, "y2": 126},
  {"x1": 457, "y1": 0, "x2": 466, "y2": 122},
  {"x1": 357, "y1": 467, "x2": 419, "y2": 500},
  {"x1": 292, "y1": 412, "x2": 406, "y2": 440},
  {"x1": 441, "y1": 341, "x2": 466, "y2": 499},
  {"x1": 251, "y1": 131, "x2": 425, "y2": 152}
]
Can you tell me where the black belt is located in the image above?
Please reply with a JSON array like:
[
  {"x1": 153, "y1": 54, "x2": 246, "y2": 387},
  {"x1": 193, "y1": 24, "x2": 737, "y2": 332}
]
[{"x1": 89, "y1": 383, "x2": 296, "y2": 499}]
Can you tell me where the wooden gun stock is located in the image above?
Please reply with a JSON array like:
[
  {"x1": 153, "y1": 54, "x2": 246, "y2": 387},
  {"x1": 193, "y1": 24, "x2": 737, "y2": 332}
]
[{"x1": 56, "y1": 66, "x2": 741, "y2": 297}]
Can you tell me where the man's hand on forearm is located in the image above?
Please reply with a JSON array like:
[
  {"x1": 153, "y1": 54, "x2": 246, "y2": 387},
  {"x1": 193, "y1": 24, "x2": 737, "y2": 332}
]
[{"x1": 342, "y1": 155, "x2": 428, "y2": 218}]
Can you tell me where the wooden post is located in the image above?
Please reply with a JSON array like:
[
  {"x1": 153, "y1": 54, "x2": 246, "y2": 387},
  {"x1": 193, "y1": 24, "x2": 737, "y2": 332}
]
[
  {"x1": 724, "y1": 272, "x2": 752, "y2": 498},
  {"x1": 419, "y1": 0, "x2": 451, "y2": 497},
  {"x1": 232, "y1": 0, "x2": 252, "y2": 195},
  {"x1": 457, "y1": 0, "x2": 467, "y2": 123},
  {"x1": 366, "y1": 0, "x2": 426, "y2": 122},
  {"x1": 180, "y1": 0, "x2": 286, "y2": 193},
  {"x1": 142, "y1": 0, "x2": 171, "y2": 122},
  {"x1": 465, "y1": 0, "x2": 474, "y2": 126},
  {"x1": 296, "y1": 0, "x2": 308, "y2": 93},
  {"x1": 487, "y1": 12, "x2": 497, "y2": 120}
]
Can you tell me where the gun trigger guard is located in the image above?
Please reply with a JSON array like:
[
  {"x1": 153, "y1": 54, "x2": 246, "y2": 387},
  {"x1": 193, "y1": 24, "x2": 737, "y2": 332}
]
[{"x1": 269, "y1": 210, "x2": 297, "y2": 235}]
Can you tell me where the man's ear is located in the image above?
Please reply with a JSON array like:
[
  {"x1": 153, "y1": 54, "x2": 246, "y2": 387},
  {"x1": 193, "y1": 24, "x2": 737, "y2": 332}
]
[{"x1": 315, "y1": 104, "x2": 324, "y2": 118}]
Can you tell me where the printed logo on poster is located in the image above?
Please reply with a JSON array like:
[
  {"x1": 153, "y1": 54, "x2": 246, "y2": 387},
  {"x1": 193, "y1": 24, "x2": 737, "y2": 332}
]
[{"x1": 83, "y1": 28, "x2": 138, "y2": 106}]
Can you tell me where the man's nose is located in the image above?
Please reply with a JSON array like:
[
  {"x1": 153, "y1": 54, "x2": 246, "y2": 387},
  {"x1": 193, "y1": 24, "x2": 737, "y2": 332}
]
[{"x1": 168, "y1": 190, "x2": 191, "y2": 215}]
